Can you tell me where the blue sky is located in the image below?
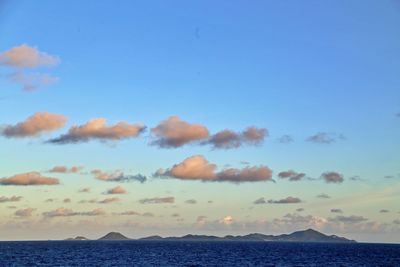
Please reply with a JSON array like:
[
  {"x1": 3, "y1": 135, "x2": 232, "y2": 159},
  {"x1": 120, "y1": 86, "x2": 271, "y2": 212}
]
[{"x1": 0, "y1": 0, "x2": 399, "y2": 242}]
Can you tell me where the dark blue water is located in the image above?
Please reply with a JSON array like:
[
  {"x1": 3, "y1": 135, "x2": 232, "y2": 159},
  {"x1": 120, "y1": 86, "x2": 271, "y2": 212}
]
[{"x1": 0, "y1": 241, "x2": 399, "y2": 266}]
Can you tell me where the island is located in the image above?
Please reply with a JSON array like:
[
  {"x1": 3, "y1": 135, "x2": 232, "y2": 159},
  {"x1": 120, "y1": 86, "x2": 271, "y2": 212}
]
[{"x1": 65, "y1": 229, "x2": 356, "y2": 242}]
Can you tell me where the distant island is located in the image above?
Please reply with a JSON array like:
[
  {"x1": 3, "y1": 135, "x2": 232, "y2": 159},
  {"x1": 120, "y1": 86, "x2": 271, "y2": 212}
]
[{"x1": 65, "y1": 229, "x2": 356, "y2": 243}]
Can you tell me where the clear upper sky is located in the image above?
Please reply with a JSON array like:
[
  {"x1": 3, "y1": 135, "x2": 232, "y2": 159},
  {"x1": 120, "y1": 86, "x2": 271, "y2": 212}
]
[{"x1": 0, "y1": 0, "x2": 399, "y2": 242}]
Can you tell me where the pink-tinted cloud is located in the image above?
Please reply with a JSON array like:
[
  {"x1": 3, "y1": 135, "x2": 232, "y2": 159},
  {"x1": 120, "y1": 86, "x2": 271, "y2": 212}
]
[
  {"x1": 15, "y1": 208, "x2": 36, "y2": 217},
  {"x1": 267, "y1": 197, "x2": 302, "y2": 204},
  {"x1": 8, "y1": 72, "x2": 58, "y2": 92},
  {"x1": 278, "y1": 170, "x2": 306, "y2": 181},
  {"x1": 139, "y1": 197, "x2": 175, "y2": 204},
  {"x1": 221, "y1": 215, "x2": 234, "y2": 225},
  {"x1": 106, "y1": 186, "x2": 127, "y2": 194},
  {"x1": 49, "y1": 165, "x2": 83, "y2": 173},
  {"x1": 0, "y1": 44, "x2": 59, "y2": 68},
  {"x1": 206, "y1": 127, "x2": 267, "y2": 149},
  {"x1": 156, "y1": 155, "x2": 273, "y2": 183},
  {"x1": 156, "y1": 155, "x2": 216, "y2": 180},
  {"x1": 1, "y1": 112, "x2": 67, "y2": 138},
  {"x1": 48, "y1": 118, "x2": 145, "y2": 144},
  {"x1": 321, "y1": 172, "x2": 344, "y2": 183},
  {"x1": 42, "y1": 208, "x2": 105, "y2": 218},
  {"x1": 0, "y1": 172, "x2": 59, "y2": 186},
  {"x1": 0, "y1": 196, "x2": 23, "y2": 203},
  {"x1": 207, "y1": 129, "x2": 241, "y2": 149},
  {"x1": 217, "y1": 166, "x2": 273, "y2": 183},
  {"x1": 151, "y1": 116, "x2": 209, "y2": 148}
]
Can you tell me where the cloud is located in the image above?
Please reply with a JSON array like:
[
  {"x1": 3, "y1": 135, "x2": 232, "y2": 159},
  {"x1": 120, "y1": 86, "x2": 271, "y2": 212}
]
[
  {"x1": 113, "y1": 211, "x2": 140, "y2": 216},
  {"x1": 330, "y1": 215, "x2": 368, "y2": 224},
  {"x1": 253, "y1": 197, "x2": 266, "y2": 204},
  {"x1": 317, "y1": 193, "x2": 331, "y2": 199},
  {"x1": 321, "y1": 172, "x2": 344, "y2": 183},
  {"x1": 47, "y1": 118, "x2": 145, "y2": 144},
  {"x1": 379, "y1": 209, "x2": 389, "y2": 213},
  {"x1": 78, "y1": 199, "x2": 97, "y2": 204},
  {"x1": 7, "y1": 72, "x2": 58, "y2": 92},
  {"x1": 1, "y1": 112, "x2": 67, "y2": 138},
  {"x1": 42, "y1": 208, "x2": 105, "y2": 218},
  {"x1": 63, "y1": 198, "x2": 71, "y2": 203},
  {"x1": 306, "y1": 132, "x2": 345, "y2": 144},
  {"x1": 217, "y1": 166, "x2": 272, "y2": 183},
  {"x1": 278, "y1": 170, "x2": 306, "y2": 181},
  {"x1": 0, "y1": 44, "x2": 60, "y2": 91},
  {"x1": 156, "y1": 155, "x2": 273, "y2": 183},
  {"x1": 184, "y1": 199, "x2": 197, "y2": 204},
  {"x1": 206, "y1": 127, "x2": 267, "y2": 149},
  {"x1": 349, "y1": 175, "x2": 364, "y2": 181},
  {"x1": 15, "y1": 208, "x2": 36, "y2": 217},
  {"x1": 112, "y1": 211, "x2": 155, "y2": 217},
  {"x1": 296, "y1": 208, "x2": 304, "y2": 212},
  {"x1": 0, "y1": 44, "x2": 59, "y2": 68},
  {"x1": 139, "y1": 197, "x2": 175, "y2": 204},
  {"x1": 196, "y1": 216, "x2": 208, "y2": 224},
  {"x1": 106, "y1": 186, "x2": 127, "y2": 195},
  {"x1": 0, "y1": 196, "x2": 22, "y2": 203},
  {"x1": 220, "y1": 215, "x2": 234, "y2": 225},
  {"x1": 331, "y1": 209, "x2": 343, "y2": 213},
  {"x1": 277, "y1": 135, "x2": 294, "y2": 144},
  {"x1": 267, "y1": 197, "x2": 302, "y2": 204},
  {"x1": 0, "y1": 172, "x2": 59, "y2": 186},
  {"x1": 49, "y1": 165, "x2": 83, "y2": 173},
  {"x1": 156, "y1": 155, "x2": 216, "y2": 180},
  {"x1": 79, "y1": 187, "x2": 90, "y2": 193},
  {"x1": 151, "y1": 116, "x2": 209, "y2": 148},
  {"x1": 98, "y1": 197, "x2": 120, "y2": 204},
  {"x1": 91, "y1": 169, "x2": 146, "y2": 183}
]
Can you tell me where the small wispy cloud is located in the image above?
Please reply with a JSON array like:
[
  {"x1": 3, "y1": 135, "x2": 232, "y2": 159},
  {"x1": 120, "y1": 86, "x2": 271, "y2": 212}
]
[
  {"x1": 139, "y1": 197, "x2": 175, "y2": 204},
  {"x1": 91, "y1": 169, "x2": 146, "y2": 183},
  {"x1": 306, "y1": 132, "x2": 345, "y2": 144},
  {"x1": 43, "y1": 208, "x2": 105, "y2": 218},
  {"x1": 267, "y1": 197, "x2": 302, "y2": 204}
]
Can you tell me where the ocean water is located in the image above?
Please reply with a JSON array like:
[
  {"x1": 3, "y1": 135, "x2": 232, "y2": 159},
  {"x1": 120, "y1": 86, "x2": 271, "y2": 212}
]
[{"x1": 0, "y1": 241, "x2": 399, "y2": 266}]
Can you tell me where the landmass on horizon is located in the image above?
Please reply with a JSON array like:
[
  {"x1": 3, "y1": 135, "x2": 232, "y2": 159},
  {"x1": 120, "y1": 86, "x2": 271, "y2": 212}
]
[{"x1": 64, "y1": 229, "x2": 356, "y2": 243}]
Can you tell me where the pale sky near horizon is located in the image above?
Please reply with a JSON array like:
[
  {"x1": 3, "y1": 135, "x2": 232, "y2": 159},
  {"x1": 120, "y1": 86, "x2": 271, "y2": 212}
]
[{"x1": 0, "y1": 0, "x2": 400, "y2": 242}]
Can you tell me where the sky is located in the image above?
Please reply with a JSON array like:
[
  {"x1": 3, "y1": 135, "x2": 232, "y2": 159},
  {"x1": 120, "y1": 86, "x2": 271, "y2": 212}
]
[{"x1": 0, "y1": 0, "x2": 399, "y2": 242}]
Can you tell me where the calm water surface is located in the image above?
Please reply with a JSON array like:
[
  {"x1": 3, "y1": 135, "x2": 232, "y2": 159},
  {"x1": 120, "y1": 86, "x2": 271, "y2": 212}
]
[{"x1": 0, "y1": 241, "x2": 399, "y2": 266}]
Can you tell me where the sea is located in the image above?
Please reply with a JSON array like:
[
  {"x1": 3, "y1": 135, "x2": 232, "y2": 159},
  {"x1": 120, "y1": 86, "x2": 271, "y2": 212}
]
[{"x1": 0, "y1": 241, "x2": 399, "y2": 266}]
